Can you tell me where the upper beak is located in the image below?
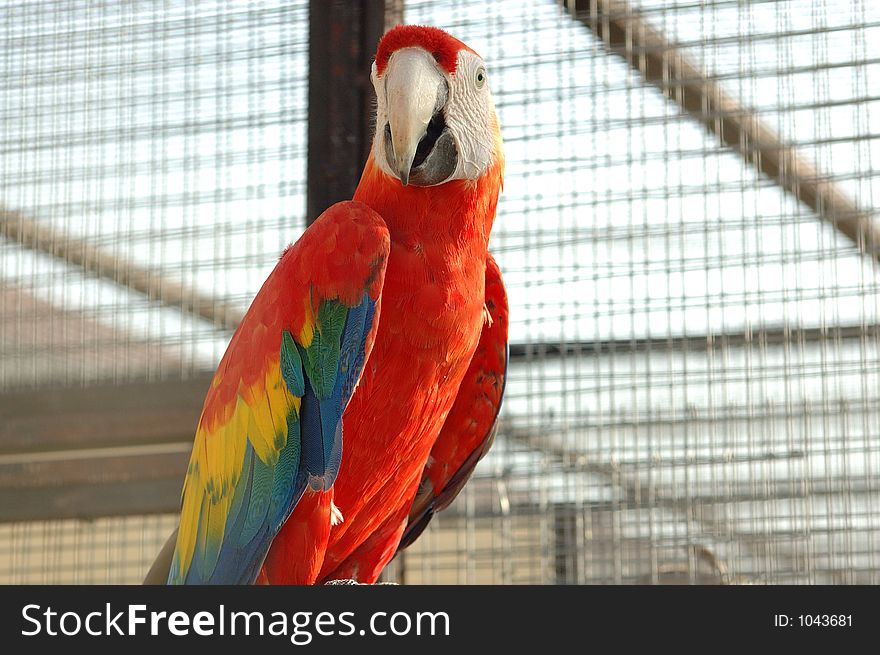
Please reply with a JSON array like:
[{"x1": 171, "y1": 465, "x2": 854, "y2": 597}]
[{"x1": 383, "y1": 48, "x2": 445, "y2": 185}]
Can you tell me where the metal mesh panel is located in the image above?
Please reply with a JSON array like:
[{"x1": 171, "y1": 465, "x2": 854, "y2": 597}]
[
  {"x1": 1, "y1": 0, "x2": 309, "y2": 388},
  {"x1": 401, "y1": 0, "x2": 880, "y2": 584},
  {"x1": 0, "y1": 515, "x2": 177, "y2": 584},
  {"x1": 2, "y1": 0, "x2": 880, "y2": 584},
  {"x1": 0, "y1": 0, "x2": 310, "y2": 584}
]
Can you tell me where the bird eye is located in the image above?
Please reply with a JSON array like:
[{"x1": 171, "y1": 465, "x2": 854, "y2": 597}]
[{"x1": 475, "y1": 67, "x2": 486, "y2": 89}]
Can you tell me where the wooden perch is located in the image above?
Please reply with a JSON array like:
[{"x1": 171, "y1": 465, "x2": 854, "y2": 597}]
[
  {"x1": 0, "y1": 207, "x2": 244, "y2": 332},
  {"x1": 563, "y1": 0, "x2": 880, "y2": 260}
]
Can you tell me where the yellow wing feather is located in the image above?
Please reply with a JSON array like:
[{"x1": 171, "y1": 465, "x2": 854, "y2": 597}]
[{"x1": 173, "y1": 359, "x2": 299, "y2": 581}]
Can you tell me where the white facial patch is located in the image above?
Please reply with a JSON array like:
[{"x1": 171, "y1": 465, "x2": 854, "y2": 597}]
[
  {"x1": 443, "y1": 51, "x2": 498, "y2": 181},
  {"x1": 371, "y1": 49, "x2": 499, "y2": 184}
]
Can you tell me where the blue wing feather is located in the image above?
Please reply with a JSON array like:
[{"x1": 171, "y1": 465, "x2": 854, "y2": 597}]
[
  {"x1": 299, "y1": 294, "x2": 376, "y2": 491},
  {"x1": 172, "y1": 292, "x2": 377, "y2": 584},
  {"x1": 166, "y1": 201, "x2": 389, "y2": 585}
]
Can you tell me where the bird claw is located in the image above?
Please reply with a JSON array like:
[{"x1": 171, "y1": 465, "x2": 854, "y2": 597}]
[
  {"x1": 330, "y1": 500, "x2": 344, "y2": 526},
  {"x1": 483, "y1": 303, "x2": 493, "y2": 327},
  {"x1": 324, "y1": 579, "x2": 399, "y2": 585}
]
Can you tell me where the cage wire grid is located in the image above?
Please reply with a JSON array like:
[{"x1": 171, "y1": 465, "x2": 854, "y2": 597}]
[{"x1": 1, "y1": 0, "x2": 880, "y2": 584}]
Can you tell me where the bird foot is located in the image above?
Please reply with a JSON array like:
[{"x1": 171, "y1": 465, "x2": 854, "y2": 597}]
[
  {"x1": 330, "y1": 500, "x2": 344, "y2": 526},
  {"x1": 324, "y1": 579, "x2": 399, "y2": 585}
]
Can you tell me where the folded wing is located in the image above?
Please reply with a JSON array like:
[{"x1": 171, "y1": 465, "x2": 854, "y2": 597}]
[
  {"x1": 168, "y1": 201, "x2": 389, "y2": 584},
  {"x1": 397, "y1": 253, "x2": 508, "y2": 551}
]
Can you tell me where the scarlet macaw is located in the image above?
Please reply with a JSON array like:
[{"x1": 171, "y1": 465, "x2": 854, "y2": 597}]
[{"x1": 150, "y1": 25, "x2": 507, "y2": 585}]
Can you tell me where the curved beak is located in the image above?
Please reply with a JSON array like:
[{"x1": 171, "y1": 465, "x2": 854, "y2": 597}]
[{"x1": 383, "y1": 48, "x2": 445, "y2": 185}]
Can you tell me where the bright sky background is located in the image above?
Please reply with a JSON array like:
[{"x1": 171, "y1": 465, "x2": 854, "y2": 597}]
[{"x1": 2, "y1": 0, "x2": 879, "y2": 357}]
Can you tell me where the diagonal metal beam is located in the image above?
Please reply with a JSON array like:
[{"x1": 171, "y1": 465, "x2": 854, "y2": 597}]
[
  {"x1": 0, "y1": 207, "x2": 244, "y2": 331},
  {"x1": 563, "y1": 0, "x2": 880, "y2": 262}
]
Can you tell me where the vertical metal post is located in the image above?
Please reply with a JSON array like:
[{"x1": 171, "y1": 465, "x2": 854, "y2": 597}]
[
  {"x1": 307, "y1": 1, "x2": 388, "y2": 225},
  {"x1": 554, "y1": 502, "x2": 580, "y2": 584},
  {"x1": 306, "y1": 0, "x2": 408, "y2": 583},
  {"x1": 384, "y1": 0, "x2": 405, "y2": 30}
]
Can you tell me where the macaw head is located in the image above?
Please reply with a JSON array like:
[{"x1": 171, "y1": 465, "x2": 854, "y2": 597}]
[{"x1": 371, "y1": 25, "x2": 502, "y2": 187}]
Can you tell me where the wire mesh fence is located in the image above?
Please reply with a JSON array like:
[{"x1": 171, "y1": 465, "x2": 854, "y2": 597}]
[{"x1": 1, "y1": 0, "x2": 879, "y2": 584}]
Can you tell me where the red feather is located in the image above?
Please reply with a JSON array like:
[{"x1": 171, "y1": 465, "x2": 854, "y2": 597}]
[
  {"x1": 199, "y1": 201, "x2": 387, "y2": 436},
  {"x1": 258, "y1": 29, "x2": 504, "y2": 585},
  {"x1": 375, "y1": 25, "x2": 478, "y2": 76},
  {"x1": 422, "y1": 254, "x2": 508, "y2": 501},
  {"x1": 259, "y1": 150, "x2": 503, "y2": 584}
]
